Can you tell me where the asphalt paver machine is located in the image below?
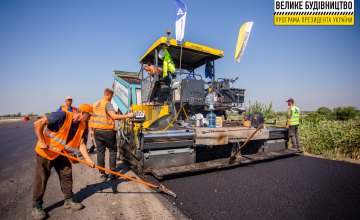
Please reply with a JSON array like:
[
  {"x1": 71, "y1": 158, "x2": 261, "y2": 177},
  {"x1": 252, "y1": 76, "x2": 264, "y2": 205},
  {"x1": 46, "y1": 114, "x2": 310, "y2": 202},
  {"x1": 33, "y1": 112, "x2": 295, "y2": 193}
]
[{"x1": 112, "y1": 35, "x2": 300, "y2": 179}]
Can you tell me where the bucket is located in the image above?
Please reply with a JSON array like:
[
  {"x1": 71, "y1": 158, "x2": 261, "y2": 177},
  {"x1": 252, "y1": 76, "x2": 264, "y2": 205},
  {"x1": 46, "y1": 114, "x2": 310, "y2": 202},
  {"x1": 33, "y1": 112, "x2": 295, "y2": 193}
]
[{"x1": 215, "y1": 117, "x2": 223, "y2": 127}]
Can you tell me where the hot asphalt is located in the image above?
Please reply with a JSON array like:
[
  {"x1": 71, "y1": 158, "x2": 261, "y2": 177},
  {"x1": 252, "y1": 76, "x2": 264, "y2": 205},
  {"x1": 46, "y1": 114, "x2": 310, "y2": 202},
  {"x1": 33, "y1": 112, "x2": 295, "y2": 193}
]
[{"x1": 146, "y1": 154, "x2": 360, "y2": 220}]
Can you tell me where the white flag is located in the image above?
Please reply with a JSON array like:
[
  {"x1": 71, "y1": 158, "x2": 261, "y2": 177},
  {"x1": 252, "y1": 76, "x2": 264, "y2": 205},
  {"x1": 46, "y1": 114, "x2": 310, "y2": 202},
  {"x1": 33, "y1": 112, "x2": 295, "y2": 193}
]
[{"x1": 174, "y1": 0, "x2": 187, "y2": 44}]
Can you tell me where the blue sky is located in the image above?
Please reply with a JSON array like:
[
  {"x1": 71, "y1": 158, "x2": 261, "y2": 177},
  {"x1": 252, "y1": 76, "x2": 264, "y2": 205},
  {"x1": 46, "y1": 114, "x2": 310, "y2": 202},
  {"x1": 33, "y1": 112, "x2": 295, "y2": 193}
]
[{"x1": 0, "y1": 0, "x2": 359, "y2": 115}]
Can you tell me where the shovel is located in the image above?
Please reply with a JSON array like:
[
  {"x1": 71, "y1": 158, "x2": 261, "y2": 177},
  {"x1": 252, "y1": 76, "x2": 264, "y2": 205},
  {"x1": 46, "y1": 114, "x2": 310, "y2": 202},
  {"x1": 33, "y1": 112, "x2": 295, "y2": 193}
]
[
  {"x1": 228, "y1": 124, "x2": 263, "y2": 164},
  {"x1": 48, "y1": 148, "x2": 177, "y2": 198}
]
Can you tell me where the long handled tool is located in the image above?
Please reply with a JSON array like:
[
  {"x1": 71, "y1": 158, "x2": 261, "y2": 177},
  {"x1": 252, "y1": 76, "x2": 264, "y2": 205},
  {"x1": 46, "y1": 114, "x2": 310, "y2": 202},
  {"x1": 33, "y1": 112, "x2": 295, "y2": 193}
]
[
  {"x1": 228, "y1": 124, "x2": 263, "y2": 164},
  {"x1": 48, "y1": 148, "x2": 177, "y2": 198}
]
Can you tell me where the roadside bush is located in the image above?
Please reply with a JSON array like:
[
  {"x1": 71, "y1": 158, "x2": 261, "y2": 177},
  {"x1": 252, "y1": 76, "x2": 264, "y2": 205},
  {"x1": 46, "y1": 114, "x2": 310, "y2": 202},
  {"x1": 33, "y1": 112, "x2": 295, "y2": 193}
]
[
  {"x1": 246, "y1": 101, "x2": 276, "y2": 120},
  {"x1": 332, "y1": 106, "x2": 357, "y2": 121},
  {"x1": 299, "y1": 118, "x2": 360, "y2": 160},
  {"x1": 304, "y1": 112, "x2": 332, "y2": 123},
  {"x1": 304, "y1": 112, "x2": 321, "y2": 122},
  {"x1": 317, "y1": 106, "x2": 332, "y2": 115},
  {"x1": 317, "y1": 106, "x2": 334, "y2": 120},
  {"x1": 244, "y1": 102, "x2": 360, "y2": 160}
]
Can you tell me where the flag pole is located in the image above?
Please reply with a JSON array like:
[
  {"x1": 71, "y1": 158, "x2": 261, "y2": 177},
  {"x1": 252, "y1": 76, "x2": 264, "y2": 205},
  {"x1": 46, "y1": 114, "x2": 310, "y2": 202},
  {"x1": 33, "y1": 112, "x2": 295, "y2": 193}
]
[{"x1": 179, "y1": 43, "x2": 183, "y2": 79}]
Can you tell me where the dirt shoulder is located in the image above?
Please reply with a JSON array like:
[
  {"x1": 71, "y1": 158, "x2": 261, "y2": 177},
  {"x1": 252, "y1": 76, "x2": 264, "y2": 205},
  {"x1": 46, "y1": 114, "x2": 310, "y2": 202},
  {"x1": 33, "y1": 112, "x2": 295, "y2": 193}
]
[
  {"x1": 44, "y1": 153, "x2": 187, "y2": 220},
  {"x1": 1, "y1": 152, "x2": 187, "y2": 220}
]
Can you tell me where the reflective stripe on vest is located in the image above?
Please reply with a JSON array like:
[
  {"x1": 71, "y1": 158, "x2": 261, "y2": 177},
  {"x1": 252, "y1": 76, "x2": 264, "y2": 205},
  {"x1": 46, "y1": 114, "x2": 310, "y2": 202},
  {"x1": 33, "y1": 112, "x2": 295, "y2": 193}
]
[
  {"x1": 44, "y1": 127, "x2": 66, "y2": 147},
  {"x1": 49, "y1": 145, "x2": 62, "y2": 152},
  {"x1": 88, "y1": 99, "x2": 115, "y2": 130},
  {"x1": 290, "y1": 106, "x2": 300, "y2": 126},
  {"x1": 64, "y1": 145, "x2": 79, "y2": 153}
]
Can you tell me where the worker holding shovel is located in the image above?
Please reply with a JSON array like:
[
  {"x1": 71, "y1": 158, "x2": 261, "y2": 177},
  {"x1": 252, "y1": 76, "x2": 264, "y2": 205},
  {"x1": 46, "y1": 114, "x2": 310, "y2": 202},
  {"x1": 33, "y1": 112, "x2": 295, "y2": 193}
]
[{"x1": 32, "y1": 104, "x2": 95, "y2": 220}]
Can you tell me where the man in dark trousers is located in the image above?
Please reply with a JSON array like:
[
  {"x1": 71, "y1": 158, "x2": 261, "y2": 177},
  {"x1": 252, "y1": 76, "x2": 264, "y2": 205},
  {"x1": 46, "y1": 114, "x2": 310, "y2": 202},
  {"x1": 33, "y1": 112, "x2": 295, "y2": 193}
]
[
  {"x1": 89, "y1": 88, "x2": 134, "y2": 181},
  {"x1": 286, "y1": 98, "x2": 301, "y2": 150},
  {"x1": 32, "y1": 104, "x2": 95, "y2": 220}
]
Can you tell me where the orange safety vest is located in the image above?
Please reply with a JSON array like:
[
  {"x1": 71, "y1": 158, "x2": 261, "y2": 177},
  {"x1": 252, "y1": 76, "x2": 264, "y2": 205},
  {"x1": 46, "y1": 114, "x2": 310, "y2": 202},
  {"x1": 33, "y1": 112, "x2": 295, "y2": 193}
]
[
  {"x1": 88, "y1": 99, "x2": 115, "y2": 130},
  {"x1": 61, "y1": 105, "x2": 77, "y2": 113},
  {"x1": 35, "y1": 112, "x2": 86, "y2": 160}
]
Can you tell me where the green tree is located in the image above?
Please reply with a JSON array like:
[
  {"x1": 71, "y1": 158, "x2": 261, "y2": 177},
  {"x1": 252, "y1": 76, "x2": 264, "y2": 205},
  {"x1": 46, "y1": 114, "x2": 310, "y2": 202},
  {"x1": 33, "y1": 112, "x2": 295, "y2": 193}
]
[
  {"x1": 317, "y1": 106, "x2": 331, "y2": 115},
  {"x1": 27, "y1": 112, "x2": 39, "y2": 117},
  {"x1": 333, "y1": 106, "x2": 357, "y2": 121},
  {"x1": 316, "y1": 106, "x2": 333, "y2": 120}
]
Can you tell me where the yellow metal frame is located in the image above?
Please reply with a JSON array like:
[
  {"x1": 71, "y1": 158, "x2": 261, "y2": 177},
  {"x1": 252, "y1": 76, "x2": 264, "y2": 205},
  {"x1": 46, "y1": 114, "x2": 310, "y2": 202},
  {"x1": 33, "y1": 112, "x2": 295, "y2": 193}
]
[
  {"x1": 131, "y1": 104, "x2": 169, "y2": 129},
  {"x1": 139, "y1": 37, "x2": 224, "y2": 63}
]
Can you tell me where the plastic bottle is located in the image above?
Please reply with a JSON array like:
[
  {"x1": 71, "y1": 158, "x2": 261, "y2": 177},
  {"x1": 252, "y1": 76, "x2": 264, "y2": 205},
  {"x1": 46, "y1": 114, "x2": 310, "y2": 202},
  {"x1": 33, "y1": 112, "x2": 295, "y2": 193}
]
[
  {"x1": 205, "y1": 92, "x2": 214, "y2": 106},
  {"x1": 205, "y1": 90, "x2": 216, "y2": 127},
  {"x1": 206, "y1": 108, "x2": 216, "y2": 127}
]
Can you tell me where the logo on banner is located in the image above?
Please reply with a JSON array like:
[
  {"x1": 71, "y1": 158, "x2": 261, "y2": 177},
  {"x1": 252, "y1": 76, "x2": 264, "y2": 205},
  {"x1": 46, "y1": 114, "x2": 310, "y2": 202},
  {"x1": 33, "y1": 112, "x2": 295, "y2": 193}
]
[
  {"x1": 177, "y1": 8, "x2": 184, "y2": 16},
  {"x1": 274, "y1": 0, "x2": 354, "y2": 25}
]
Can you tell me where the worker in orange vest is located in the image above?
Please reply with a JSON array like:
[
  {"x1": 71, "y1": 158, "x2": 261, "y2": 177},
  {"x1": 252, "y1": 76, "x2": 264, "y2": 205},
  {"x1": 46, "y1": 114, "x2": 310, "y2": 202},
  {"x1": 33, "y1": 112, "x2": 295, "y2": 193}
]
[
  {"x1": 144, "y1": 62, "x2": 162, "y2": 76},
  {"x1": 89, "y1": 88, "x2": 135, "y2": 181},
  {"x1": 58, "y1": 96, "x2": 77, "y2": 112},
  {"x1": 32, "y1": 104, "x2": 95, "y2": 220}
]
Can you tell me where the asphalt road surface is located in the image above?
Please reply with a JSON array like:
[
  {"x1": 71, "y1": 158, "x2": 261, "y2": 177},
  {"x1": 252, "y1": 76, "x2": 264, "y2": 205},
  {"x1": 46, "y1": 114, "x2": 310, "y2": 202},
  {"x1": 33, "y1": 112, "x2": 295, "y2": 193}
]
[
  {"x1": 1, "y1": 120, "x2": 360, "y2": 220},
  {"x1": 0, "y1": 120, "x2": 36, "y2": 181},
  {"x1": 151, "y1": 155, "x2": 360, "y2": 220}
]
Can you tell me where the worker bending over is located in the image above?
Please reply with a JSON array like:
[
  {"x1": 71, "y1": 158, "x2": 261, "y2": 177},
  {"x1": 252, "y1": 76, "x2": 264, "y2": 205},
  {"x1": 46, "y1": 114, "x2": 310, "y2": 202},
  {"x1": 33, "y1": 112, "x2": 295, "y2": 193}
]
[{"x1": 32, "y1": 104, "x2": 95, "y2": 220}]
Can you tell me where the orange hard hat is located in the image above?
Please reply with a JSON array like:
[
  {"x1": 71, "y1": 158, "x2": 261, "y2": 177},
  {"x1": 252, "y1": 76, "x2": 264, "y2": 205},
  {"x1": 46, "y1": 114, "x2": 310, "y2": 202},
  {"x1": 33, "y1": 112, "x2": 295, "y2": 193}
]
[{"x1": 78, "y1": 104, "x2": 93, "y2": 114}]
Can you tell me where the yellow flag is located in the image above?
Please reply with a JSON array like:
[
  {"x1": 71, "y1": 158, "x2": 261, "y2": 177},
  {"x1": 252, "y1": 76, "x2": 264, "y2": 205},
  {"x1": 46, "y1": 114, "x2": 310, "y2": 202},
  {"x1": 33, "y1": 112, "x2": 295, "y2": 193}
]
[{"x1": 234, "y1": 21, "x2": 254, "y2": 62}]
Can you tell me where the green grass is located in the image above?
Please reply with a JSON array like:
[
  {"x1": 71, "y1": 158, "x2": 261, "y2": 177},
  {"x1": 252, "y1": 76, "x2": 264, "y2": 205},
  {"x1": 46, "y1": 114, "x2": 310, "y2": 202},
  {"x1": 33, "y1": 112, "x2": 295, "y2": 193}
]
[
  {"x1": 226, "y1": 112, "x2": 360, "y2": 161},
  {"x1": 299, "y1": 118, "x2": 360, "y2": 160},
  {"x1": 226, "y1": 101, "x2": 360, "y2": 161}
]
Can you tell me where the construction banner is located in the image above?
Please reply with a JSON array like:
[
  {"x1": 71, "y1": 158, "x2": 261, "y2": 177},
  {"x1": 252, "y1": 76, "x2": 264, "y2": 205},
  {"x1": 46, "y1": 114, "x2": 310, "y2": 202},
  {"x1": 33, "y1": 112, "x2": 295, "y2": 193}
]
[
  {"x1": 274, "y1": 0, "x2": 354, "y2": 25},
  {"x1": 174, "y1": 0, "x2": 187, "y2": 44},
  {"x1": 234, "y1": 21, "x2": 254, "y2": 62}
]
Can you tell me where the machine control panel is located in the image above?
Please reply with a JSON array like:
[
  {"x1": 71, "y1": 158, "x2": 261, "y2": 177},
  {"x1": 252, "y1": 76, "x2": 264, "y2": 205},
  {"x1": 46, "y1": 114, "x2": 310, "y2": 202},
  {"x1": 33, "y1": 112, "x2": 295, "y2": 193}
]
[
  {"x1": 180, "y1": 79, "x2": 205, "y2": 105},
  {"x1": 134, "y1": 110, "x2": 146, "y2": 119}
]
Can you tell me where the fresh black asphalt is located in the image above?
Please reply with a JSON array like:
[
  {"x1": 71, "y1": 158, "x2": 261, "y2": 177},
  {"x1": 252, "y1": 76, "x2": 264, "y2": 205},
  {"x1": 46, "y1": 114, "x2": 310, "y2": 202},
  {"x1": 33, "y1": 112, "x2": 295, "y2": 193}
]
[{"x1": 149, "y1": 155, "x2": 360, "y2": 220}]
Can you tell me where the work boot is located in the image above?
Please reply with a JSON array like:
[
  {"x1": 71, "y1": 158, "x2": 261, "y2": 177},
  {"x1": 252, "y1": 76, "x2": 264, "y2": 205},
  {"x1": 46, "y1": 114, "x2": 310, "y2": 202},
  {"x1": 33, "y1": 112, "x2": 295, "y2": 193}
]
[
  {"x1": 100, "y1": 173, "x2": 109, "y2": 182},
  {"x1": 63, "y1": 197, "x2": 84, "y2": 210},
  {"x1": 32, "y1": 204, "x2": 47, "y2": 220}
]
